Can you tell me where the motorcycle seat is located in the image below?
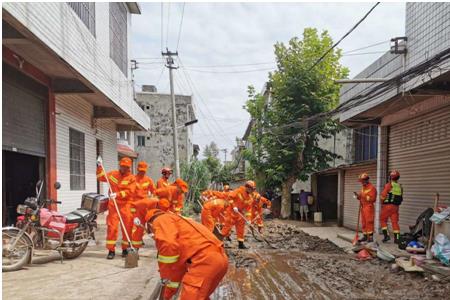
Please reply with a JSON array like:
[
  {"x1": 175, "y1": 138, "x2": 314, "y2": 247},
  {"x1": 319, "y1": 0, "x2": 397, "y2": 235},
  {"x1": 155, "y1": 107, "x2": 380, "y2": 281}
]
[{"x1": 65, "y1": 209, "x2": 92, "y2": 224}]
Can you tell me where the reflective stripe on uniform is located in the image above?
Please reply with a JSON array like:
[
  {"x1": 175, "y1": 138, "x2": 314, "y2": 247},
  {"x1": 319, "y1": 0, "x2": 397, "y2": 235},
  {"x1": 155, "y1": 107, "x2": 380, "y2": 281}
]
[
  {"x1": 121, "y1": 180, "x2": 129, "y2": 185},
  {"x1": 142, "y1": 182, "x2": 150, "y2": 187},
  {"x1": 175, "y1": 207, "x2": 181, "y2": 211},
  {"x1": 120, "y1": 191, "x2": 126, "y2": 197},
  {"x1": 106, "y1": 240, "x2": 116, "y2": 244},
  {"x1": 109, "y1": 176, "x2": 119, "y2": 184},
  {"x1": 167, "y1": 281, "x2": 180, "y2": 289},
  {"x1": 130, "y1": 207, "x2": 136, "y2": 213},
  {"x1": 158, "y1": 254, "x2": 180, "y2": 264},
  {"x1": 122, "y1": 240, "x2": 129, "y2": 245},
  {"x1": 131, "y1": 241, "x2": 143, "y2": 245},
  {"x1": 97, "y1": 171, "x2": 105, "y2": 178}
]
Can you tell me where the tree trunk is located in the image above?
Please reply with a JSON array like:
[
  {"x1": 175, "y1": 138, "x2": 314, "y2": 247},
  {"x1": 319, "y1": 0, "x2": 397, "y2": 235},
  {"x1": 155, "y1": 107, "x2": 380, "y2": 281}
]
[{"x1": 280, "y1": 176, "x2": 296, "y2": 219}]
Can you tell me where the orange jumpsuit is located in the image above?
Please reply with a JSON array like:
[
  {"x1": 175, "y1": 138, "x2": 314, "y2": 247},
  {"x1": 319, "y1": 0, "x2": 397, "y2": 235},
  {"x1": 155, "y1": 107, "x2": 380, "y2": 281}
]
[
  {"x1": 220, "y1": 186, "x2": 253, "y2": 242},
  {"x1": 251, "y1": 192, "x2": 272, "y2": 230},
  {"x1": 131, "y1": 175, "x2": 156, "y2": 248},
  {"x1": 157, "y1": 177, "x2": 171, "y2": 189},
  {"x1": 151, "y1": 212, "x2": 228, "y2": 300},
  {"x1": 380, "y1": 181, "x2": 402, "y2": 234},
  {"x1": 155, "y1": 186, "x2": 184, "y2": 215},
  {"x1": 357, "y1": 183, "x2": 377, "y2": 235},
  {"x1": 201, "y1": 198, "x2": 228, "y2": 232},
  {"x1": 97, "y1": 166, "x2": 135, "y2": 251}
]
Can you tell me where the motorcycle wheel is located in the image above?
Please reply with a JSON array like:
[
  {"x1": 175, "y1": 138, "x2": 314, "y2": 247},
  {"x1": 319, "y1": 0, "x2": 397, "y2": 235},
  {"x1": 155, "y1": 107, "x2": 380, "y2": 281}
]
[
  {"x1": 2, "y1": 229, "x2": 32, "y2": 272},
  {"x1": 62, "y1": 242, "x2": 88, "y2": 259}
]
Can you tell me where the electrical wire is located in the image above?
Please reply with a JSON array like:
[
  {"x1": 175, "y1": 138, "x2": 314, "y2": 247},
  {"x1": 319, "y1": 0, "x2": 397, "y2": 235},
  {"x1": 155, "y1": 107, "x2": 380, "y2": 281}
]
[
  {"x1": 309, "y1": 2, "x2": 381, "y2": 70},
  {"x1": 182, "y1": 67, "x2": 276, "y2": 74},
  {"x1": 176, "y1": 3, "x2": 186, "y2": 51},
  {"x1": 342, "y1": 40, "x2": 390, "y2": 54}
]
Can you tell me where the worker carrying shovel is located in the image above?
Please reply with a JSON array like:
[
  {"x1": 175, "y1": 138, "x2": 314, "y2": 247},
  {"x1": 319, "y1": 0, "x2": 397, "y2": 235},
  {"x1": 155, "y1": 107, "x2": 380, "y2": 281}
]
[
  {"x1": 356, "y1": 173, "x2": 377, "y2": 243},
  {"x1": 251, "y1": 191, "x2": 272, "y2": 233},
  {"x1": 96, "y1": 157, "x2": 136, "y2": 259},
  {"x1": 144, "y1": 208, "x2": 228, "y2": 300},
  {"x1": 221, "y1": 180, "x2": 256, "y2": 249}
]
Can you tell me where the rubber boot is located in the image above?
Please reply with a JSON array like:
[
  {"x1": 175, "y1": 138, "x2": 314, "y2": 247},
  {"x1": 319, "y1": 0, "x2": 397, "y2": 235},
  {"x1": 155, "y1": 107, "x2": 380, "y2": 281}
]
[
  {"x1": 107, "y1": 251, "x2": 115, "y2": 260},
  {"x1": 394, "y1": 233, "x2": 400, "y2": 244},
  {"x1": 358, "y1": 234, "x2": 368, "y2": 243},
  {"x1": 367, "y1": 233, "x2": 373, "y2": 243},
  {"x1": 122, "y1": 249, "x2": 128, "y2": 257},
  {"x1": 238, "y1": 241, "x2": 248, "y2": 249},
  {"x1": 382, "y1": 229, "x2": 391, "y2": 243},
  {"x1": 224, "y1": 236, "x2": 232, "y2": 242}
]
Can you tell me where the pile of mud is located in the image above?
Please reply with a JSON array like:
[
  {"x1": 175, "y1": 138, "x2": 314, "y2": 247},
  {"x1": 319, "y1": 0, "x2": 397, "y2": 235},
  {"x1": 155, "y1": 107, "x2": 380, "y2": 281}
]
[{"x1": 259, "y1": 222, "x2": 345, "y2": 254}]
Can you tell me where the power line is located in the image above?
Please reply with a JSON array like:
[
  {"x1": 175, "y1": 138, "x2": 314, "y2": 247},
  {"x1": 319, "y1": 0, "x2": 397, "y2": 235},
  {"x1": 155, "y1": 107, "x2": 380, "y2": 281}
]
[
  {"x1": 309, "y1": 2, "x2": 380, "y2": 70},
  {"x1": 182, "y1": 67, "x2": 275, "y2": 74},
  {"x1": 176, "y1": 3, "x2": 186, "y2": 51},
  {"x1": 185, "y1": 61, "x2": 275, "y2": 68},
  {"x1": 343, "y1": 40, "x2": 390, "y2": 54},
  {"x1": 342, "y1": 50, "x2": 386, "y2": 57}
]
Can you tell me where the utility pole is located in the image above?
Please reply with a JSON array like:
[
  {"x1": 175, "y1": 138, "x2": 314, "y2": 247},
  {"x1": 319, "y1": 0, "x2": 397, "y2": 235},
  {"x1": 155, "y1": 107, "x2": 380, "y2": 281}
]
[
  {"x1": 162, "y1": 48, "x2": 180, "y2": 178},
  {"x1": 221, "y1": 148, "x2": 228, "y2": 163}
]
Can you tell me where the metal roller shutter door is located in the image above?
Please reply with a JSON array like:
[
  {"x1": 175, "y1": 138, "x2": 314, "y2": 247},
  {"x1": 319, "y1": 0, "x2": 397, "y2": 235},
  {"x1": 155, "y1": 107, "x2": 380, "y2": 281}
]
[
  {"x1": 2, "y1": 67, "x2": 47, "y2": 157},
  {"x1": 388, "y1": 106, "x2": 450, "y2": 231},
  {"x1": 343, "y1": 163, "x2": 377, "y2": 229}
]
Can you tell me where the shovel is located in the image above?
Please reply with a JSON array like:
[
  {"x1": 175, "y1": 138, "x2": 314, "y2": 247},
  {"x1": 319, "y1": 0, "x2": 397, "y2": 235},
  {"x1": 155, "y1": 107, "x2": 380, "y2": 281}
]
[
  {"x1": 352, "y1": 198, "x2": 362, "y2": 246},
  {"x1": 195, "y1": 198, "x2": 224, "y2": 241},
  {"x1": 98, "y1": 159, "x2": 138, "y2": 268},
  {"x1": 235, "y1": 209, "x2": 278, "y2": 249}
]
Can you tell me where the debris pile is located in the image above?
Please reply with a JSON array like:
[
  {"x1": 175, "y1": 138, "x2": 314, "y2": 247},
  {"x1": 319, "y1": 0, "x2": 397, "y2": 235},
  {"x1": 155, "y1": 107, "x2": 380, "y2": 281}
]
[{"x1": 260, "y1": 222, "x2": 345, "y2": 253}]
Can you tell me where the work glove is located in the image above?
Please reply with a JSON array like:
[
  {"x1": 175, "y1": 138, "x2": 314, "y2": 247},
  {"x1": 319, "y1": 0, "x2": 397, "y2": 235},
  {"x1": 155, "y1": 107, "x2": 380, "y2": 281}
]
[
  {"x1": 233, "y1": 207, "x2": 239, "y2": 213},
  {"x1": 109, "y1": 192, "x2": 117, "y2": 199},
  {"x1": 96, "y1": 156, "x2": 103, "y2": 166}
]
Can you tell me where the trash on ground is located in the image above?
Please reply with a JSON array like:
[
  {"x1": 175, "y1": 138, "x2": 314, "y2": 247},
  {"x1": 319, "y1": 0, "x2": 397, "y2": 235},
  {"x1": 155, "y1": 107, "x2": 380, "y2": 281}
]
[{"x1": 431, "y1": 233, "x2": 450, "y2": 266}]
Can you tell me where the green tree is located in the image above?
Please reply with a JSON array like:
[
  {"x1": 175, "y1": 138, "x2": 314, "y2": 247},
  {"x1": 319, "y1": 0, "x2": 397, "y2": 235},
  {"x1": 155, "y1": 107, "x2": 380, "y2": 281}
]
[
  {"x1": 181, "y1": 159, "x2": 211, "y2": 214},
  {"x1": 202, "y1": 141, "x2": 222, "y2": 183},
  {"x1": 245, "y1": 28, "x2": 348, "y2": 218}
]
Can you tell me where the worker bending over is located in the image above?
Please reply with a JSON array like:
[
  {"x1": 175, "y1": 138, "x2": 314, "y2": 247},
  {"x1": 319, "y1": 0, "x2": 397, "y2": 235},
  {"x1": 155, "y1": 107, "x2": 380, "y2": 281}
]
[
  {"x1": 97, "y1": 157, "x2": 135, "y2": 259},
  {"x1": 131, "y1": 161, "x2": 156, "y2": 249},
  {"x1": 221, "y1": 180, "x2": 256, "y2": 249},
  {"x1": 157, "y1": 167, "x2": 172, "y2": 189},
  {"x1": 154, "y1": 179, "x2": 188, "y2": 215},
  {"x1": 356, "y1": 173, "x2": 377, "y2": 243},
  {"x1": 145, "y1": 209, "x2": 228, "y2": 300},
  {"x1": 201, "y1": 198, "x2": 229, "y2": 232},
  {"x1": 251, "y1": 192, "x2": 272, "y2": 233},
  {"x1": 380, "y1": 170, "x2": 403, "y2": 243}
]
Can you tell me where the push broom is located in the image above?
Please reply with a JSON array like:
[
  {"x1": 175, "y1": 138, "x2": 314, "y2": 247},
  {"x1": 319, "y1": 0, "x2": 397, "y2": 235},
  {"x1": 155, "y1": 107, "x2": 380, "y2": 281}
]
[{"x1": 98, "y1": 157, "x2": 138, "y2": 268}]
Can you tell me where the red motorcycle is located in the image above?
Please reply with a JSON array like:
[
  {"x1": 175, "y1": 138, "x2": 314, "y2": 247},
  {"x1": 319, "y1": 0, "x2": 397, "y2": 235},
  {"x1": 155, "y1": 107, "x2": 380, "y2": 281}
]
[{"x1": 2, "y1": 180, "x2": 108, "y2": 272}]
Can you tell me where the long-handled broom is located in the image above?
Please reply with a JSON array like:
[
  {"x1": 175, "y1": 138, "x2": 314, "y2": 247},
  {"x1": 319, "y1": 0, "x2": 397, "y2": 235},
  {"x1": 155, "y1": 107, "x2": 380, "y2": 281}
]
[{"x1": 98, "y1": 158, "x2": 138, "y2": 268}]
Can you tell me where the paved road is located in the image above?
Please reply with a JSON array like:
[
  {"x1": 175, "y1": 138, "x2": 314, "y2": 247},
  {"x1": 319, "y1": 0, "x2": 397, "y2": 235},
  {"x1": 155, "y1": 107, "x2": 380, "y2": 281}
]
[{"x1": 3, "y1": 215, "x2": 160, "y2": 300}]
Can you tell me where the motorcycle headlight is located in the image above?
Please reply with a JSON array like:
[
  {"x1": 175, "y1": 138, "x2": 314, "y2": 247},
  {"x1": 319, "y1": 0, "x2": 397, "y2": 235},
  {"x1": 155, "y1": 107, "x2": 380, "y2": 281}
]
[{"x1": 16, "y1": 204, "x2": 28, "y2": 215}]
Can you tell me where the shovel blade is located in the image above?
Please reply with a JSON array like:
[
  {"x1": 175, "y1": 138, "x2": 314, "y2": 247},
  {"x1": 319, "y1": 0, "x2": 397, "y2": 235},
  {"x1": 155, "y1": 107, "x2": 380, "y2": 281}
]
[{"x1": 125, "y1": 249, "x2": 139, "y2": 268}]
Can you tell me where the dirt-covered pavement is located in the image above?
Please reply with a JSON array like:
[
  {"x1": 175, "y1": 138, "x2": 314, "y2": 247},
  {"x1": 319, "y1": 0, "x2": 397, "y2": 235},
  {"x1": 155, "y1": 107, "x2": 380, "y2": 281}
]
[{"x1": 214, "y1": 221, "x2": 450, "y2": 300}]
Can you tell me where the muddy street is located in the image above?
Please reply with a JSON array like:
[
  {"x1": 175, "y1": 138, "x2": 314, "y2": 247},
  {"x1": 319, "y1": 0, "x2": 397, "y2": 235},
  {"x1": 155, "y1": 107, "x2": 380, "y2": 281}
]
[{"x1": 214, "y1": 221, "x2": 450, "y2": 300}]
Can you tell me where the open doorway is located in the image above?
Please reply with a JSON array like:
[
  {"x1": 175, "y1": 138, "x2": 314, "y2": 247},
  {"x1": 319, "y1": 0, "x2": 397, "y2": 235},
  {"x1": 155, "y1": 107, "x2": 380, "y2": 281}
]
[
  {"x1": 2, "y1": 151, "x2": 43, "y2": 226},
  {"x1": 317, "y1": 174, "x2": 338, "y2": 222}
]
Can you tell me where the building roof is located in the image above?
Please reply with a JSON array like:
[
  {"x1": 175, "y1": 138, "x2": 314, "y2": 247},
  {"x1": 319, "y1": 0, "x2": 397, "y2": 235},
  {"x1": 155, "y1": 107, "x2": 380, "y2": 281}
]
[
  {"x1": 117, "y1": 144, "x2": 138, "y2": 158},
  {"x1": 126, "y1": 3, "x2": 141, "y2": 14}
]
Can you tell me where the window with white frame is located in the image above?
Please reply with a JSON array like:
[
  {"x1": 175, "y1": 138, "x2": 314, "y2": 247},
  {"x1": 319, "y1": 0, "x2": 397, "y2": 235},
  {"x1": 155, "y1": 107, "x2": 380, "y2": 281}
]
[
  {"x1": 68, "y1": 2, "x2": 96, "y2": 36},
  {"x1": 109, "y1": 2, "x2": 128, "y2": 76},
  {"x1": 137, "y1": 135, "x2": 146, "y2": 147},
  {"x1": 70, "y1": 128, "x2": 86, "y2": 190}
]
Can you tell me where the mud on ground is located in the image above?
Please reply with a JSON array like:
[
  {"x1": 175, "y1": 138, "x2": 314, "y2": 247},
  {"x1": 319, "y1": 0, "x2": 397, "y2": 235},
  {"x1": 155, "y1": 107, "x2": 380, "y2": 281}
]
[{"x1": 215, "y1": 221, "x2": 450, "y2": 300}]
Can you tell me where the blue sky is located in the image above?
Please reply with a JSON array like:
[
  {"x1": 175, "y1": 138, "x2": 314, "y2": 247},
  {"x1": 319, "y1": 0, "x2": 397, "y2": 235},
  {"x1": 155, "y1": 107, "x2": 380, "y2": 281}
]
[{"x1": 131, "y1": 2, "x2": 405, "y2": 161}]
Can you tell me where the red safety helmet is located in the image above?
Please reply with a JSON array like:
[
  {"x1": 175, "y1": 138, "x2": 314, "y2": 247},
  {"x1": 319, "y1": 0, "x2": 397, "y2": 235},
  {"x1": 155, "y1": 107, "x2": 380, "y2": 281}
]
[
  {"x1": 137, "y1": 161, "x2": 148, "y2": 172},
  {"x1": 161, "y1": 167, "x2": 173, "y2": 175},
  {"x1": 119, "y1": 157, "x2": 132, "y2": 168},
  {"x1": 245, "y1": 180, "x2": 256, "y2": 190},
  {"x1": 390, "y1": 170, "x2": 400, "y2": 180},
  {"x1": 358, "y1": 173, "x2": 370, "y2": 182}
]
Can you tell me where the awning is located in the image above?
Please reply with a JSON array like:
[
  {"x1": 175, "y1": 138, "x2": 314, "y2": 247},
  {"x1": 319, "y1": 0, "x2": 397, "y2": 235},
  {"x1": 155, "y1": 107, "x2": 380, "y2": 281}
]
[{"x1": 117, "y1": 144, "x2": 138, "y2": 159}]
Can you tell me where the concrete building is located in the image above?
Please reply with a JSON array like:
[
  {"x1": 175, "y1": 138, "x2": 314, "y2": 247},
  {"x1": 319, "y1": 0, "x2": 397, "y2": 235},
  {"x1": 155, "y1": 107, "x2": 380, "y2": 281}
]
[
  {"x1": 2, "y1": 2, "x2": 150, "y2": 222},
  {"x1": 135, "y1": 85, "x2": 196, "y2": 181},
  {"x1": 338, "y1": 2, "x2": 450, "y2": 232}
]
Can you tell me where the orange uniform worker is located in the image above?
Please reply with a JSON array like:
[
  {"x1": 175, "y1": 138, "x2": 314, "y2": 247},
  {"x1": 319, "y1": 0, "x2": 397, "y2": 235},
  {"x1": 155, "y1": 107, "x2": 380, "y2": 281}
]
[
  {"x1": 251, "y1": 192, "x2": 272, "y2": 233},
  {"x1": 154, "y1": 179, "x2": 188, "y2": 215},
  {"x1": 201, "y1": 198, "x2": 229, "y2": 232},
  {"x1": 356, "y1": 173, "x2": 377, "y2": 243},
  {"x1": 380, "y1": 170, "x2": 403, "y2": 243},
  {"x1": 221, "y1": 181, "x2": 256, "y2": 249},
  {"x1": 97, "y1": 157, "x2": 136, "y2": 259},
  {"x1": 145, "y1": 209, "x2": 228, "y2": 300},
  {"x1": 157, "y1": 167, "x2": 172, "y2": 189},
  {"x1": 131, "y1": 161, "x2": 156, "y2": 248}
]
